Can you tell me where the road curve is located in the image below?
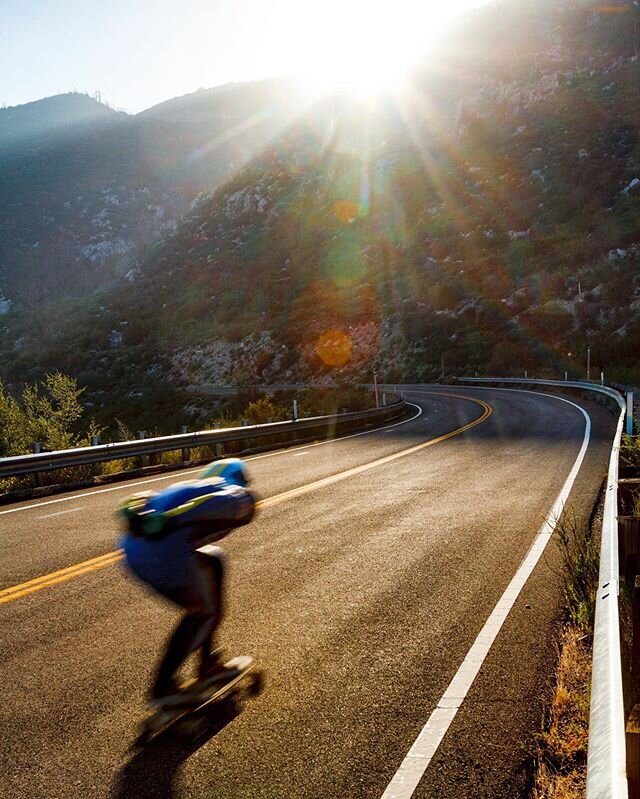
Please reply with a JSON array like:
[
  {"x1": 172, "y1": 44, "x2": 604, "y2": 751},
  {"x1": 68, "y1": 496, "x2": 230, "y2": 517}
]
[{"x1": 0, "y1": 386, "x2": 615, "y2": 798}]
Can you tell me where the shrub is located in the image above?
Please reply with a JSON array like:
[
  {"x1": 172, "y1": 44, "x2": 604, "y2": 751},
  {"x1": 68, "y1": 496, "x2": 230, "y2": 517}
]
[
  {"x1": 621, "y1": 434, "x2": 640, "y2": 468},
  {"x1": 0, "y1": 372, "x2": 103, "y2": 457},
  {"x1": 554, "y1": 509, "x2": 600, "y2": 633}
]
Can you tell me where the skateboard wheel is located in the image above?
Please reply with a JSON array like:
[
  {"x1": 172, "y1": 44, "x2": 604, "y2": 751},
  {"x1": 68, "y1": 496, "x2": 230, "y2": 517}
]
[{"x1": 248, "y1": 671, "x2": 264, "y2": 696}]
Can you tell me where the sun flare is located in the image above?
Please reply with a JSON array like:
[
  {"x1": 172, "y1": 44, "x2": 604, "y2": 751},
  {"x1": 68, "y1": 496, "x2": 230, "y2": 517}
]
[{"x1": 285, "y1": 0, "x2": 462, "y2": 98}]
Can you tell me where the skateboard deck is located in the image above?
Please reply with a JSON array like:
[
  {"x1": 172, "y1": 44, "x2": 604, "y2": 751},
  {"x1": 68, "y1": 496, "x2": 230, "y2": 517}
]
[{"x1": 134, "y1": 655, "x2": 262, "y2": 746}]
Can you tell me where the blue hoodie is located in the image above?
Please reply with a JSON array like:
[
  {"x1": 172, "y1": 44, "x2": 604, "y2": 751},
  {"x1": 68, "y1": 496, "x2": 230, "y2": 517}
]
[{"x1": 120, "y1": 475, "x2": 254, "y2": 591}]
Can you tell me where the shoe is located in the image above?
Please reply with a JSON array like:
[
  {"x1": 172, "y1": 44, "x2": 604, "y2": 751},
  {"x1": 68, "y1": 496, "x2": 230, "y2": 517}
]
[
  {"x1": 148, "y1": 681, "x2": 196, "y2": 710},
  {"x1": 198, "y1": 647, "x2": 225, "y2": 681},
  {"x1": 197, "y1": 658, "x2": 242, "y2": 691}
]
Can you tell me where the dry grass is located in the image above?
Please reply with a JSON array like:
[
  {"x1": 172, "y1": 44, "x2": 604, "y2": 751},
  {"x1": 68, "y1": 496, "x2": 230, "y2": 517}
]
[
  {"x1": 99, "y1": 457, "x2": 136, "y2": 476},
  {"x1": 555, "y1": 509, "x2": 600, "y2": 632},
  {"x1": 532, "y1": 505, "x2": 600, "y2": 799},
  {"x1": 532, "y1": 760, "x2": 586, "y2": 799},
  {"x1": 532, "y1": 626, "x2": 591, "y2": 798},
  {"x1": 158, "y1": 449, "x2": 184, "y2": 466}
]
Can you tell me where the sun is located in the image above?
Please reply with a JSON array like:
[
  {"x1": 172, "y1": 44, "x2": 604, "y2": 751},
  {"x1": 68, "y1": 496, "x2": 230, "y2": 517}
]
[{"x1": 285, "y1": 0, "x2": 467, "y2": 99}]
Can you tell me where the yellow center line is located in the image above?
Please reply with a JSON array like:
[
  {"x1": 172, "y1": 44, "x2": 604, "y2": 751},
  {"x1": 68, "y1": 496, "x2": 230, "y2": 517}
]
[
  {"x1": 0, "y1": 393, "x2": 491, "y2": 606},
  {"x1": 0, "y1": 551, "x2": 125, "y2": 605},
  {"x1": 259, "y1": 395, "x2": 492, "y2": 509}
]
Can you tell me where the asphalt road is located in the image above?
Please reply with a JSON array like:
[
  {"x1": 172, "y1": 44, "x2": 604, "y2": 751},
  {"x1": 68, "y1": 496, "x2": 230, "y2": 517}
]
[{"x1": 0, "y1": 386, "x2": 616, "y2": 799}]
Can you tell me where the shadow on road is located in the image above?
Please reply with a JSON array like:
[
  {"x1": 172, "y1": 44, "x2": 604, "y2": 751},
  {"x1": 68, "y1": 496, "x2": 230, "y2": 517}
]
[{"x1": 111, "y1": 697, "x2": 240, "y2": 799}]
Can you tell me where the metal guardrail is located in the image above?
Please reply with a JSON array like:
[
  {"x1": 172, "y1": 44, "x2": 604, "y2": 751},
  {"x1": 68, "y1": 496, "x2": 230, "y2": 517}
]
[
  {"x1": 456, "y1": 376, "x2": 624, "y2": 407},
  {"x1": 0, "y1": 401, "x2": 407, "y2": 479},
  {"x1": 457, "y1": 376, "x2": 628, "y2": 797}
]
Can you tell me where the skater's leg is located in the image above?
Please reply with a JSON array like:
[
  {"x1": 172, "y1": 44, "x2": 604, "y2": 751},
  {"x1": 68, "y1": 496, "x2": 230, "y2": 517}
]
[
  {"x1": 152, "y1": 610, "x2": 204, "y2": 697},
  {"x1": 195, "y1": 547, "x2": 226, "y2": 678},
  {"x1": 151, "y1": 575, "x2": 217, "y2": 698}
]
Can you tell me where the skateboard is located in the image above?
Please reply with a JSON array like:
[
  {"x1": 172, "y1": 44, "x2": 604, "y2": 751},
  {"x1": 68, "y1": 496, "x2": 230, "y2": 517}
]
[{"x1": 134, "y1": 655, "x2": 263, "y2": 746}]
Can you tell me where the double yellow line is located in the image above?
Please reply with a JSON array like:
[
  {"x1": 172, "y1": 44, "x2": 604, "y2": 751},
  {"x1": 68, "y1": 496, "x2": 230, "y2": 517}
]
[
  {"x1": 0, "y1": 393, "x2": 492, "y2": 606},
  {"x1": 259, "y1": 395, "x2": 492, "y2": 509},
  {"x1": 0, "y1": 551, "x2": 124, "y2": 605}
]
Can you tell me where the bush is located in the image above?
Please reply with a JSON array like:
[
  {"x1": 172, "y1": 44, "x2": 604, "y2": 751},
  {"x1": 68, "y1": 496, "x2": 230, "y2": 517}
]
[
  {"x1": 621, "y1": 434, "x2": 640, "y2": 468},
  {"x1": 245, "y1": 396, "x2": 288, "y2": 424},
  {"x1": 0, "y1": 372, "x2": 103, "y2": 457},
  {"x1": 555, "y1": 509, "x2": 600, "y2": 633}
]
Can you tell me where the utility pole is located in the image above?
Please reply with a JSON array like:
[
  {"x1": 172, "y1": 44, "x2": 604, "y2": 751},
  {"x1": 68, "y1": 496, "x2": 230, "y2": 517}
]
[{"x1": 587, "y1": 345, "x2": 591, "y2": 381}]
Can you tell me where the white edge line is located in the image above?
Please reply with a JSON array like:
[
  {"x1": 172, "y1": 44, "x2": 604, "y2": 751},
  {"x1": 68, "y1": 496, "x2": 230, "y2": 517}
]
[
  {"x1": 37, "y1": 507, "x2": 85, "y2": 520},
  {"x1": 0, "y1": 404, "x2": 423, "y2": 516},
  {"x1": 380, "y1": 392, "x2": 591, "y2": 799}
]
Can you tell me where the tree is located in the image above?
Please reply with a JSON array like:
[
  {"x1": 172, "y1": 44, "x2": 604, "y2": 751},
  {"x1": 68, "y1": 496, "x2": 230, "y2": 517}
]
[
  {"x1": 0, "y1": 383, "x2": 28, "y2": 456},
  {"x1": 0, "y1": 372, "x2": 102, "y2": 457},
  {"x1": 245, "y1": 396, "x2": 287, "y2": 424}
]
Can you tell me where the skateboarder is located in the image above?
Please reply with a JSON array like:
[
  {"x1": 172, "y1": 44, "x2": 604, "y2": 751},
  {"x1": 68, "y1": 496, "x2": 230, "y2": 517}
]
[{"x1": 119, "y1": 458, "x2": 256, "y2": 707}]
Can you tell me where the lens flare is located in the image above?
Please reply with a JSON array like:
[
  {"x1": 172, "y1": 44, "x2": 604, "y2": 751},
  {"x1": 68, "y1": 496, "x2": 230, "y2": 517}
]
[
  {"x1": 315, "y1": 330, "x2": 353, "y2": 367},
  {"x1": 333, "y1": 200, "x2": 361, "y2": 223},
  {"x1": 325, "y1": 237, "x2": 366, "y2": 288}
]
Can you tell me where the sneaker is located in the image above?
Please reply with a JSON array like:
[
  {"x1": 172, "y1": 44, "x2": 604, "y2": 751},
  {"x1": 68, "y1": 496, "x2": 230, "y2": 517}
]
[
  {"x1": 148, "y1": 681, "x2": 197, "y2": 710},
  {"x1": 198, "y1": 647, "x2": 225, "y2": 681},
  {"x1": 197, "y1": 658, "x2": 242, "y2": 691}
]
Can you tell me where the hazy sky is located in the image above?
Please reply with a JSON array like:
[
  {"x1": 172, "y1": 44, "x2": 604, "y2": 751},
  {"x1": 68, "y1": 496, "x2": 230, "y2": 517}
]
[{"x1": 2, "y1": 0, "x2": 492, "y2": 113}]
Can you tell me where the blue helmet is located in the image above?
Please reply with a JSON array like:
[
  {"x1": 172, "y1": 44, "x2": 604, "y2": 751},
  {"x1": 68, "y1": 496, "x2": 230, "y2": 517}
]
[{"x1": 198, "y1": 458, "x2": 250, "y2": 487}]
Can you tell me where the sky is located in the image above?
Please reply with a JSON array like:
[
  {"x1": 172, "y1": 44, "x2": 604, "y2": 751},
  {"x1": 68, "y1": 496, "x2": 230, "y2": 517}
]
[{"x1": 1, "y1": 0, "x2": 493, "y2": 114}]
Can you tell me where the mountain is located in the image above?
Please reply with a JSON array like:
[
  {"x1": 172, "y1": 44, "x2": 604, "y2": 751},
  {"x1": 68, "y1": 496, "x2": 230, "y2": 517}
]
[
  {"x1": 0, "y1": 93, "x2": 177, "y2": 306},
  {"x1": 0, "y1": 92, "x2": 121, "y2": 144},
  {"x1": 0, "y1": 82, "x2": 305, "y2": 309},
  {"x1": 1, "y1": 0, "x2": 640, "y2": 430}
]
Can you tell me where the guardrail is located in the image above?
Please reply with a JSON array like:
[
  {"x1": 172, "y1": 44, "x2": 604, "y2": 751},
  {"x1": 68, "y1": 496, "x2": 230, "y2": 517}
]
[
  {"x1": 0, "y1": 401, "x2": 407, "y2": 480},
  {"x1": 456, "y1": 376, "x2": 628, "y2": 797}
]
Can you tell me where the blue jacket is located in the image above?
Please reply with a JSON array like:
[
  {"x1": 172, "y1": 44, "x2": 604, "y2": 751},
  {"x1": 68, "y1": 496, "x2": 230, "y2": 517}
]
[{"x1": 120, "y1": 476, "x2": 255, "y2": 590}]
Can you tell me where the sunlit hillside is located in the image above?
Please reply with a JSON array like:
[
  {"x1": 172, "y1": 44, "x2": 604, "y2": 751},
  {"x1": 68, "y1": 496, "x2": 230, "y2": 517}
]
[
  {"x1": 1, "y1": 0, "x2": 639, "y2": 429},
  {"x1": 0, "y1": 83, "x2": 304, "y2": 306}
]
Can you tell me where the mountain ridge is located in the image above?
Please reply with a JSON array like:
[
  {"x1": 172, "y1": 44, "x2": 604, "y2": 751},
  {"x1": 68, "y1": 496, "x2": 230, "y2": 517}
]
[
  {"x1": 0, "y1": 79, "x2": 305, "y2": 311},
  {"x1": 0, "y1": 92, "x2": 124, "y2": 144},
  {"x1": 2, "y1": 0, "x2": 640, "y2": 432}
]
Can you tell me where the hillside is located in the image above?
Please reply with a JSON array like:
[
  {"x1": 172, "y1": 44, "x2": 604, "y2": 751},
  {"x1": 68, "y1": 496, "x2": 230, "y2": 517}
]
[
  {"x1": 1, "y1": 0, "x2": 640, "y2": 431},
  {"x1": 0, "y1": 92, "x2": 120, "y2": 144},
  {"x1": 0, "y1": 83, "x2": 303, "y2": 309}
]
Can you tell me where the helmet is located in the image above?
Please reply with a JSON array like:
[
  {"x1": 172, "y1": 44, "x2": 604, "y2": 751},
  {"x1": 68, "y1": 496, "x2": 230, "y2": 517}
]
[{"x1": 198, "y1": 458, "x2": 250, "y2": 487}]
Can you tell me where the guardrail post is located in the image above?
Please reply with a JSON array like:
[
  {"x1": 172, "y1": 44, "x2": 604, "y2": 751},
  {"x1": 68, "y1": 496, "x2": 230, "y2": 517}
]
[
  {"x1": 633, "y1": 575, "x2": 640, "y2": 703},
  {"x1": 137, "y1": 431, "x2": 149, "y2": 468},
  {"x1": 627, "y1": 704, "x2": 640, "y2": 798},
  {"x1": 180, "y1": 426, "x2": 189, "y2": 462},
  {"x1": 90, "y1": 436, "x2": 100, "y2": 476},
  {"x1": 292, "y1": 401, "x2": 299, "y2": 441},
  {"x1": 214, "y1": 423, "x2": 222, "y2": 457},
  {"x1": 32, "y1": 442, "x2": 43, "y2": 487},
  {"x1": 266, "y1": 417, "x2": 274, "y2": 448},
  {"x1": 242, "y1": 419, "x2": 249, "y2": 451}
]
